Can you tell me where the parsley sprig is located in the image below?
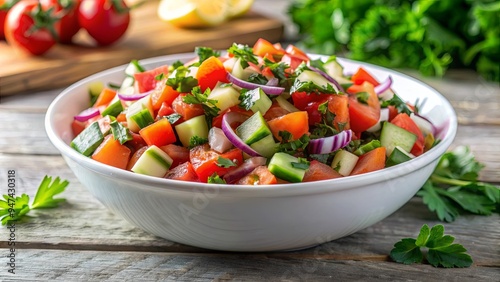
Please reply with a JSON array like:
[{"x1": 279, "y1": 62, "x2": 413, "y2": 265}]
[
  {"x1": 390, "y1": 224, "x2": 473, "y2": 268},
  {"x1": 417, "y1": 146, "x2": 499, "y2": 222},
  {"x1": 0, "y1": 176, "x2": 69, "y2": 225},
  {"x1": 227, "y1": 43, "x2": 259, "y2": 69}
]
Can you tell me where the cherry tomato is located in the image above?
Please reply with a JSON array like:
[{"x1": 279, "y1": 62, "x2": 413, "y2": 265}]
[
  {"x1": 0, "y1": 0, "x2": 20, "y2": 40},
  {"x1": 5, "y1": 1, "x2": 59, "y2": 55},
  {"x1": 40, "y1": 0, "x2": 81, "y2": 44},
  {"x1": 78, "y1": 0, "x2": 130, "y2": 46}
]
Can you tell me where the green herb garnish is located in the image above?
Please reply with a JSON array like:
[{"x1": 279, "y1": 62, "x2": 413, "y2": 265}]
[
  {"x1": 216, "y1": 157, "x2": 237, "y2": 168},
  {"x1": 417, "y1": 146, "x2": 499, "y2": 222},
  {"x1": 390, "y1": 224, "x2": 473, "y2": 268},
  {"x1": 0, "y1": 176, "x2": 69, "y2": 225}
]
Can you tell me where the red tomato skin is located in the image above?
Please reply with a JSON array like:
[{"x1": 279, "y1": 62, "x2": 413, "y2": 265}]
[
  {"x1": 78, "y1": 0, "x2": 130, "y2": 46},
  {"x1": 390, "y1": 113, "x2": 425, "y2": 156},
  {"x1": 0, "y1": 0, "x2": 20, "y2": 39},
  {"x1": 190, "y1": 145, "x2": 243, "y2": 183},
  {"x1": 40, "y1": 0, "x2": 81, "y2": 44},
  {"x1": 5, "y1": 1, "x2": 56, "y2": 55}
]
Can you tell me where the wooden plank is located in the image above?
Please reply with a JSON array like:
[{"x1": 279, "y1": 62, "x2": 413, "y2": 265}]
[
  {"x1": 0, "y1": 1, "x2": 284, "y2": 96},
  {"x1": 0, "y1": 156, "x2": 498, "y2": 265},
  {"x1": 4, "y1": 249, "x2": 499, "y2": 281}
]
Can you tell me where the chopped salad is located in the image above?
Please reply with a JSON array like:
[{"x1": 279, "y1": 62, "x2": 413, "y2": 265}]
[{"x1": 70, "y1": 38, "x2": 439, "y2": 185}]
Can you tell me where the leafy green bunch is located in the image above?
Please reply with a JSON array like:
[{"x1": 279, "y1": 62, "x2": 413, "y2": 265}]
[
  {"x1": 418, "y1": 146, "x2": 499, "y2": 222},
  {"x1": 288, "y1": 0, "x2": 500, "y2": 81}
]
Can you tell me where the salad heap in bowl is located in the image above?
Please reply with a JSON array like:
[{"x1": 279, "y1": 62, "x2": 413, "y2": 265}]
[
  {"x1": 69, "y1": 39, "x2": 440, "y2": 184},
  {"x1": 46, "y1": 38, "x2": 456, "y2": 251}
]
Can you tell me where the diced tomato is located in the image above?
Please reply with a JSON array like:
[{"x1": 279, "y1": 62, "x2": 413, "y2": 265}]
[
  {"x1": 190, "y1": 144, "x2": 244, "y2": 182},
  {"x1": 151, "y1": 84, "x2": 180, "y2": 111},
  {"x1": 387, "y1": 105, "x2": 399, "y2": 121},
  {"x1": 350, "y1": 147, "x2": 386, "y2": 175},
  {"x1": 291, "y1": 92, "x2": 335, "y2": 126},
  {"x1": 253, "y1": 38, "x2": 285, "y2": 60},
  {"x1": 125, "y1": 132, "x2": 147, "y2": 152},
  {"x1": 134, "y1": 65, "x2": 169, "y2": 93},
  {"x1": 72, "y1": 119, "x2": 86, "y2": 136},
  {"x1": 93, "y1": 88, "x2": 116, "y2": 108},
  {"x1": 327, "y1": 94, "x2": 350, "y2": 131},
  {"x1": 139, "y1": 118, "x2": 177, "y2": 147},
  {"x1": 156, "y1": 102, "x2": 175, "y2": 119},
  {"x1": 285, "y1": 44, "x2": 309, "y2": 61},
  {"x1": 196, "y1": 56, "x2": 229, "y2": 92},
  {"x1": 347, "y1": 82, "x2": 381, "y2": 133},
  {"x1": 391, "y1": 113, "x2": 425, "y2": 156},
  {"x1": 302, "y1": 160, "x2": 342, "y2": 182},
  {"x1": 160, "y1": 144, "x2": 190, "y2": 168},
  {"x1": 267, "y1": 111, "x2": 309, "y2": 141},
  {"x1": 127, "y1": 145, "x2": 148, "y2": 171},
  {"x1": 263, "y1": 101, "x2": 290, "y2": 120},
  {"x1": 172, "y1": 94, "x2": 205, "y2": 120},
  {"x1": 92, "y1": 135, "x2": 131, "y2": 170},
  {"x1": 164, "y1": 161, "x2": 199, "y2": 182},
  {"x1": 97, "y1": 115, "x2": 114, "y2": 135},
  {"x1": 212, "y1": 106, "x2": 253, "y2": 128},
  {"x1": 351, "y1": 67, "x2": 380, "y2": 87},
  {"x1": 281, "y1": 53, "x2": 307, "y2": 72},
  {"x1": 236, "y1": 166, "x2": 278, "y2": 185}
]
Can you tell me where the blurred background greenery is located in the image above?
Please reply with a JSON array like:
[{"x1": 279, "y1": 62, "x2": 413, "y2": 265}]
[{"x1": 287, "y1": 0, "x2": 499, "y2": 82}]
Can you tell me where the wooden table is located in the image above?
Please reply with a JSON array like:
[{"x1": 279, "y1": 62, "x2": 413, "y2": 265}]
[{"x1": 1, "y1": 67, "x2": 499, "y2": 280}]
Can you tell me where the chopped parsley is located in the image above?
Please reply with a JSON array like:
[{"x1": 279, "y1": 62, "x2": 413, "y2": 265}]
[
  {"x1": 195, "y1": 46, "x2": 221, "y2": 65},
  {"x1": 166, "y1": 66, "x2": 199, "y2": 93},
  {"x1": 227, "y1": 43, "x2": 259, "y2": 69},
  {"x1": 183, "y1": 86, "x2": 220, "y2": 118},
  {"x1": 207, "y1": 173, "x2": 226, "y2": 184},
  {"x1": 188, "y1": 135, "x2": 209, "y2": 148},
  {"x1": 216, "y1": 157, "x2": 238, "y2": 168}
]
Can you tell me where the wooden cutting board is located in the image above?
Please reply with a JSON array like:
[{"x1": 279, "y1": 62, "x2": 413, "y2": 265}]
[{"x1": 0, "y1": 1, "x2": 283, "y2": 96}]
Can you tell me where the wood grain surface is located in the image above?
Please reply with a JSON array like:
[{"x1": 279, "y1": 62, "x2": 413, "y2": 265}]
[
  {"x1": 0, "y1": 0, "x2": 284, "y2": 96},
  {"x1": 0, "y1": 67, "x2": 499, "y2": 280}
]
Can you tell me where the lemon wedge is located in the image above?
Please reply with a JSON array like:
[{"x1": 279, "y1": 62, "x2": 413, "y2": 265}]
[
  {"x1": 158, "y1": 0, "x2": 230, "y2": 28},
  {"x1": 228, "y1": 0, "x2": 254, "y2": 18}
]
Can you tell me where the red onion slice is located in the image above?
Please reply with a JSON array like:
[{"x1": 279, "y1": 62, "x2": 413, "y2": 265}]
[
  {"x1": 117, "y1": 90, "x2": 153, "y2": 101},
  {"x1": 308, "y1": 66, "x2": 344, "y2": 93},
  {"x1": 74, "y1": 107, "x2": 100, "y2": 122},
  {"x1": 223, "y1": 157, "x2": 267, "y2": 184},
  {"x1": 221, "y1": 112, "x2": 261, "y2": 157},
  {"x1": 374, "y1": 76, "x2": 393, "y2": 95},
  {"x1": 266, "y1": 77, "x2": 279, "y2": 87},
  {"x1": 309, "y1": 129, "x2": 353, "y2": 154},
  {"x1": 226, "y1": 73, "x2": 284, "y2": 95}
]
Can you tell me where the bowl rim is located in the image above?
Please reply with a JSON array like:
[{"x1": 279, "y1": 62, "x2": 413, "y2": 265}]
[{"x1": 45, "y1": 52, "x2": 458, "y2": 197}]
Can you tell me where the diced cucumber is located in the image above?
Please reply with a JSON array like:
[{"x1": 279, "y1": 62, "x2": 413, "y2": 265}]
[
  {"x1": 240, "y1": 88, "x2": 272, "y2": 115},
  {"x1": 88, "y1": 81, "x2": 104, "y2": 98},
  {"x1": 236, "y1": 111, "x2": 272, "y2": 145},
  {"x1": 126, "y1": 95, "x2": 154, "y2": 132},
  {"x1": 268, "y1": 153, "x2": 307, "y2": 183},
  {"x1": 208, "y1": 83, "x2": 240, "y2": 113},
  {"x1": 353, "y1": 140, "x2": 381, "y2": 156},
  {"x1": 250, "y1": 134, "x2": 278, "y2": 158},
  {"x1": 331, "y1": 150, "x2": 359, "y2": 176},
  {"x1": 175, "y1": 115, "x2": 209, "y2": 147},
  {"x1": 70, "y1": 122, "x2": 104, "y2": 157},
  {"x1": 380, "y1": 121, "x2": 417, "y2": 157},
  {"x1": 101, "y1": 96, "x2": 124, "y2": 117},
  {"x1": 231, "y1": 58, "x2": 257, "y2": 80},
  {"x1": 323, "y1": 57, "x2": 352, "y2": 86},
  {"x1": 125, "y1": 60, "x2": 145, "y2": 77},
  {"x1": 386, "y1": 146, "x2": 414, "y2": 167},
  {"x1": 295, "y1": 70, "x2": 340, "y2": 92},
  {"x1": 131, "y1": 145, "x2": 173, "y2": 177},
  {"x1": 276, "y1": 95, "x2": 299, "y2": 113},
  {"x1": 130, "y1": 108, "x2": 154, "y2": 130},
  {"x1": 119, "y1": 77, "x2": 135, "y2": 94}
]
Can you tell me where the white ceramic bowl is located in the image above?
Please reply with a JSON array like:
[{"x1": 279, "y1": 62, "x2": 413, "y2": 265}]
[{"x1": 45, "y1": 53, "x2": 457, "y2": 252}]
